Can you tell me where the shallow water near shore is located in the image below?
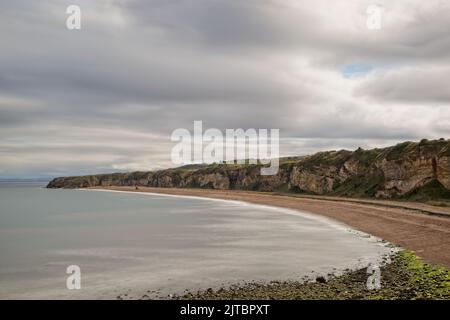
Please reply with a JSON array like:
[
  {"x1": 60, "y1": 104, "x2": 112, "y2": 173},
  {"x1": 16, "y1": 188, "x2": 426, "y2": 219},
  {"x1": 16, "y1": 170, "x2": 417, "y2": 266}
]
[{"x1": 0, "y1": 183, "x2": 394, "y2": 299}]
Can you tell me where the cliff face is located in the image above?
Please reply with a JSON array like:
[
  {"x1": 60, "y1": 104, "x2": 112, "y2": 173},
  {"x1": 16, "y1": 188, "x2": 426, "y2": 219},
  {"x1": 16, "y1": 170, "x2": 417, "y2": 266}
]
[{"x1": 47, "y1": 139, "x2": 450, "y2": 200}]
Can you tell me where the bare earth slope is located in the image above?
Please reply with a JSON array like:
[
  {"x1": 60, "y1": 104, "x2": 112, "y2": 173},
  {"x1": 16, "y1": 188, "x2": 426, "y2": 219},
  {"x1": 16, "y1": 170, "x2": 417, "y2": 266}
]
[{"x1": 92, "y1": 186, "x2": 450, "y2": 267}]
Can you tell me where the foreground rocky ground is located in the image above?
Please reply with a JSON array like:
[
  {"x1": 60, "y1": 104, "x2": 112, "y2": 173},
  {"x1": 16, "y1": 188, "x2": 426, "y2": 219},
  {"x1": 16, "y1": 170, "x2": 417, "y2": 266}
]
[{"x1": 175, "y1": 251, "x2": 450, "y2": 300}]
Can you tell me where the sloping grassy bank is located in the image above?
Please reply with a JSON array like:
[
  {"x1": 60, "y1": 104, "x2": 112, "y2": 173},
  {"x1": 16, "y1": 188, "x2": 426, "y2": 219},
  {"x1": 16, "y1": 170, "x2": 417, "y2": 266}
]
[{"x1": 176, "y1": 251, "x2": 450, "y2": 300}]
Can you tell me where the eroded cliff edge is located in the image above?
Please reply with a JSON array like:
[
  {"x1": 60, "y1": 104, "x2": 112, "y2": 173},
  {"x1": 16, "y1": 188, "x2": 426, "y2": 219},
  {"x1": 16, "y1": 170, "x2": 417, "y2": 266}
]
[{"x1": 47, "y1": 139, "x2": 450, "y2": 201}]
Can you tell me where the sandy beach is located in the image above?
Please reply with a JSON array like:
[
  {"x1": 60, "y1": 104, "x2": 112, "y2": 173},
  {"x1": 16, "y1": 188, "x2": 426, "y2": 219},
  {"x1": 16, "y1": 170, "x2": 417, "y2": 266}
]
[{"x1": 92, "y1": 186, "x2": 450, "y2": 267}]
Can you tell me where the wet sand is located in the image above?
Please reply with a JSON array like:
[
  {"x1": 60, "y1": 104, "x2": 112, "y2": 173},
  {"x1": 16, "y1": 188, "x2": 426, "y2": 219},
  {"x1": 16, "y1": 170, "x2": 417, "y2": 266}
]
[{"x1": 93, "y1": 186, "x2": 450, "y2": 267}]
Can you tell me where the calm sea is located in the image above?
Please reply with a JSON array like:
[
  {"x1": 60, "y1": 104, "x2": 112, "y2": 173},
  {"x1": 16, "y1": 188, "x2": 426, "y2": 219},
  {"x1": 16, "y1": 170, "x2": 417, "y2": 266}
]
[{"x1": 0, "y1": 182, "x2": 393, "y2": 299}]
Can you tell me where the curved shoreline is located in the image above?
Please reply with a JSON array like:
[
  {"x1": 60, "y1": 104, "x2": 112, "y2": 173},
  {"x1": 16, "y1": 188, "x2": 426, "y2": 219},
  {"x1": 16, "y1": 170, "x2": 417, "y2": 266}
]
[
  {"x1": 90, "y1": 186, "x2": 450, "y2": 267},
  {"x1": 82, "y1": 187, "x2": 450, "y2": 300},
  {"x1": 83, "y1": 188, "x2": 361, "y2": 234},
  {"x1": 82, "y1": 187, "x2": 397, "y2": 300}
]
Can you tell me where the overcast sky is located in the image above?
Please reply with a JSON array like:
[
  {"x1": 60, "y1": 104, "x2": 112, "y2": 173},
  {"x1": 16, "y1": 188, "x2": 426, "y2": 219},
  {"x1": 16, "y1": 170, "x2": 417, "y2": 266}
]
[{"x1": 1, "y1": 0, "x2": 450, "y2": 178}]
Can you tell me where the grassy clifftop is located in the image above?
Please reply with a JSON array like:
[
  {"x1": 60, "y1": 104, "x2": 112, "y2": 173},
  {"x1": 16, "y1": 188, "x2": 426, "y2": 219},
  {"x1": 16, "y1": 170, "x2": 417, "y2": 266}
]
[{"x1": 47, "y1": 139, "x2": 450, "y2": 202}]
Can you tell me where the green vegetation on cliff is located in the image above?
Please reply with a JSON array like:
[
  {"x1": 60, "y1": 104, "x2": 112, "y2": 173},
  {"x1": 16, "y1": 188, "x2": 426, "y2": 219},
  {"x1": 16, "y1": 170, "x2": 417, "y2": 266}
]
[
  {"x1": 401, "y1": 179, "x2": 450, "y2": 202},
  {"x1": 47, "y1": 139, "x2": 450, "y2": 203}
]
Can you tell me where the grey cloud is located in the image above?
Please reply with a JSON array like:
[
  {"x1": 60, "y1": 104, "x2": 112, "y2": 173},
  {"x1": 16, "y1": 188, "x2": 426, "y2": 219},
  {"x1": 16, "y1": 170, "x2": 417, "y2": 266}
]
[
  {"x1": 1, "y1": 0, "x2": 449, "y2": 178},
  {"x1": 355, "y1": 66, "x2": 450, "y2": 104}
]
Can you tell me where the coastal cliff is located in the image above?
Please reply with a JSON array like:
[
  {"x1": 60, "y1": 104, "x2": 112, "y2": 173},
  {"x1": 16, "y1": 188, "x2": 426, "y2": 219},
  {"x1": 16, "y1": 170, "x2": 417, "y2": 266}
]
[{"x1": 47, "y1": 139, "x2": 450, "y2": 201}]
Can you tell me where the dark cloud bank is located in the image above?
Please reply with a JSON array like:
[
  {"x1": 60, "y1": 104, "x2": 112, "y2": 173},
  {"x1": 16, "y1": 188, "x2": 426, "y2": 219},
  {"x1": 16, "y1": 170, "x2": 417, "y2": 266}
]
[{"x1": 1, "y1": 0, "x2": 449, "y2": 178}]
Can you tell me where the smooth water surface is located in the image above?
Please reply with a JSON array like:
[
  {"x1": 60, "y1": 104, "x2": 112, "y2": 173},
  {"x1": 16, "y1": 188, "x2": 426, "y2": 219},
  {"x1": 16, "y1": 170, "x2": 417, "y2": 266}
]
[{"x1": 0, "y1": 183, "x2": 393, "y2": 299}]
